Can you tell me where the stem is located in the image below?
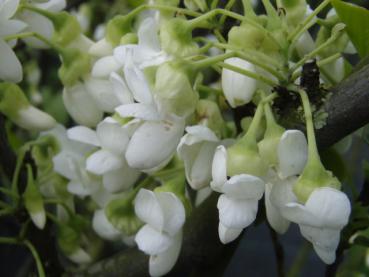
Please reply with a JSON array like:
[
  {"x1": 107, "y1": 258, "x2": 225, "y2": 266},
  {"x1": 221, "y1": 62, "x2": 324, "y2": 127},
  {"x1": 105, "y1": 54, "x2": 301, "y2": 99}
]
[
  {"x1": 211, "y1": 0, "x2": 220, "y2": 9},
  {"x1": 0, "y1": 208, "x2": 15, "y2": 217},
  {"x1": 219, "y1": 62, "x2": 278, "y2": 86},
  {"x1": 219, "y1": 0, "x2": 237, "y2": 26},
  {"x1": 0, "y1": 187, "x2": 19, "y2": 199},
  {"x1": 11, "y1": 147, "x2": 27, "y2": 197},
  {"x1": 214, "y1": 29, "x2": 226, "y2": 43},
  {"x1": 44, "y1": 199, "x2": 74, "y2": 216},
  {"x1": 291, "y1": 86, "x2": 322, "y2": 164},
  {"x1": 23, "y1": 240, "x2": 46, "y2": 277},
  {"x1": 290, "y1": 32, "x2": 343, "y2": 73},
  {"x1": 191, "y1": 52, "x2": 236, "y2": 68},
  {"x1": 245, "y1": 101, "x2": 264, "y2": 140},
  {"x1": 288, "y1": 0, "x2": 331, "y2": 44},
  {"x1": 196, "y1": 85, "x2": 222, "y2": 95},
  {"x1": 4, "y1": 32, "x2": 34, "y2": 42}
]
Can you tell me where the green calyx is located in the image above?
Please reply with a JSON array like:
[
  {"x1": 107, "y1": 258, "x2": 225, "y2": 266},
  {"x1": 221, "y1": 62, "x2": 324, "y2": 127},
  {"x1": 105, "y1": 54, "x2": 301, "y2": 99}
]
[
  {"x1": 0, "y1": 83, "x2": 29, "y2": 119},
  {"x1": 279, "y1": 0, "x2": 307, "y2": 26},
  {"x1": 120, "y1": 33, "x2": 138, "y2": 45},
  {"x1": 257, "y1": 103, "x2": 285, "y2": 167},
  {"x1": 58, "y1": 48, "x2": 91, "y2": 87},
  {"x1": 51, "y1": 12, "x2": 82, "y2": 47},
  {"x1": 227, "y1": 103, "x2": 268, "y2": 178},
  {"x1": 154, "y1": 62, "x2": 198, "y2": 117},
  {"x1": 160, "y1": 18, "x2": 199, "y2": 57},
  {"x1": 105, "y1": 15, "x2": 134, "y2": 46}
]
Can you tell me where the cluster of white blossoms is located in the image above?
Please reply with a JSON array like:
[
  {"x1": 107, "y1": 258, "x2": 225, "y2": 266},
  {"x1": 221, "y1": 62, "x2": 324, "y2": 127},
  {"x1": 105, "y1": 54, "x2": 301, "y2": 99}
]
[{"x1": 0, "y1": 0, "x2": 356, "y2": 276}]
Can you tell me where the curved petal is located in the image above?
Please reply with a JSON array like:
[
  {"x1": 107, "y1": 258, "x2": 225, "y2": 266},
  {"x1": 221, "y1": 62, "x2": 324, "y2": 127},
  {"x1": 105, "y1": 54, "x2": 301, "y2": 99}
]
[
  {"x1": 210, "y1": 145, "x2": 228, "y2": 192},
  {"x1": 0, "y1": 19, "x2": 27, "y2": 37},
  {"x1": 96, "y1": 118, "x2": 129, "y2": 155},
  {"x1": 156, "y1": 192, "x2": 185, "y2": 236},
  {"x1": 149, "y1": 231, "x2": 182, "y2": 277},
  {"x1": 102, "y1": 165, "x2": 140, "y2": 193},
  {"x1": 138, "y1": 17, "x2": 161, "y2": 53},
  {"x1": 67, "y1": 126, "x2": 100, "y2": 147},
  {"x1": 92, "y1": 209, "x2": 121, "y2": 240},
  {"x1": 110, "y1": 72, "x2": 134, "y2": 105},
  {"x1": 135, "y1": 224, "x2": 173, "y2": 255},
  {"x1": 124, "y1": 64, "x2": 153, "y2": 104},
  {"x1": 222, "y1": 174, "x2": 265, "y2": 200},
  {"x1": 67, "y1": 179, "x2": 99, "y2": 197},
  {"x1": 0, "y1": 0, "x2": 20, "y2": 19},
  {"x1": 115, "y1": 103, "x2": 161, "y2": 121},
  {"x1": 278, "y1": 130, "x2": 308, "y2": 178},
  {"x1": 19, "y1": 12, "x2": 53, "y2": 48},
  {"x1": 52, "y1": 152, "x2": 80, "y2": 180},
  {"x1": 0, "y1": 39, "x2": 22, "y2": 83},
  {"x1": 185, "y1": 125, "x2": 219, "y2": 144},
  {"x1": 89, "y1": 38, "x2": 113, "y2": 57},
  {"x1": 91, "y1": 56, "x2": 121, "y2": 78},
  {"x1": 218, "y1": 222, "x2": 243, "y2": 244},
  {"x1": 125, "y1": 119, "x2": 184, "y2": 170},
  {"x1": 218, "y1": 194, "x2": 258, "y2": 229},
  {"x1": 134, "y1": 189, "x2": 164, "y2": 231},
  {"x1": 86, "y1": 149, "x2": 123, "y2": 175},
  {"x1": 221, "y1": 57, "x2": 257, "y2": 108},
  {"x1": 84, "y1": 78, "x2": 120, "y2": 112},
  {"x1": 265, "y1": 182, "x2": 290, "y2": 234},
  {"x1": 34, "y1": 0, "x2": 66, "y2": 12}
]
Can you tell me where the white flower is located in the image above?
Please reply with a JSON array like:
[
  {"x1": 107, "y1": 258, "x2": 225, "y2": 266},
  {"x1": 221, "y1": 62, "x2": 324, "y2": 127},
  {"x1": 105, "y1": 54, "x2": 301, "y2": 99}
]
[
  {"x1": 210, "y1": 145, "x2": 265, "y2": 243},
  {"x1": 134, "y1": 189, "x2": 185, "y2": 277},
  {"x1": 177, "y1": 125, "x2": 220, "y2": 190},
  {"x1": 116, "y1": 103, "x2": 185, "y2": 172},
  {"x1": 264, "y1": 130, "x2": 308, "y2": 234},
  {"x1": 92, "y1": 209, "x2": 121, "y2": 241},
  {"x1": 221, "y1": 57, "x2": 257, "y2": 108},
  {"x1": 67, "y1": 117, "x2": 140, "y2": 193},
  {"x1": 282, "y1": 187, "x2": 351, "y2": 264},
  {"x1": 17, "y1": 0, "x2": 66, "y2": 48},
  {"x1": 0, "y1": 0, "x2": 27, "y2": 83},
  {"x1": 50, "y1": 125, "x2": 101, "y2": 197}
]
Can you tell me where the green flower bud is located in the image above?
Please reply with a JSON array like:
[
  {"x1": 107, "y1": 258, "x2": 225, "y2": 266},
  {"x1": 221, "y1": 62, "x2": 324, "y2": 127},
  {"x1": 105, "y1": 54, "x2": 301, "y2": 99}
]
[
  {"x1": 279, "y1": 0, "x2": 308, "y2": 26},
  {"x1": 160, "y1": 18, "x2": 198, "y2": 57},
  {"x1": 58, "y1": 48, "x2": 91, "y2": 87},
  {"x1": 240, "y1": 116, "x2": 266, "y2": 141},
  {"x1": 105, "y1": 15, "x2": 133, "y2": 46},
  {"x1": 227, "y1": 138, "x2": 268, "y2": 178},
  {"x1": 154, "y1": 62, "x2": 198, "y2": 117},
  {"x1": 293, "y1": 159, "x2": 341, "y2": 203},
  {"x1": 0, "y1": 83, "x2": 56, "y2": 131},
  {"x1": 105, "y1": 193, "x2": 143, "y2": 236},
  {"x1": 52, "y1": 12, "x2": 82, "y2": 47},
  {"x1": 228, "y1": 24, "x2": 280, "y2": 57},
  {"x1": 23, "y1": 165, "x2": 46, "y2": 230},
  {"x1": 120, "y1": 33, "x2": 138, "y2": 45},
  {"x1": 258, "y1": 123, "x2": 285, "y2": 167}
]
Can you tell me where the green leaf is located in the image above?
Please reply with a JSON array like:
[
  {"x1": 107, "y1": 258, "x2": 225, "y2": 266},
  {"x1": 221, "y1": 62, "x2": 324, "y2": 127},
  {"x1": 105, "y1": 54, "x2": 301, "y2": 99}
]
[{"x1": 332, "y1": 0, "x2": 369, "y2": 58}]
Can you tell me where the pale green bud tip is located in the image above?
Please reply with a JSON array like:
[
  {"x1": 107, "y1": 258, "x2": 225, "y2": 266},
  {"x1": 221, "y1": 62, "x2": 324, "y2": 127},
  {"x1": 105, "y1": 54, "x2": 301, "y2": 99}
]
[
  {"x1": 17, "y1": 106, "x2": 56, "y2": 131},
  {"x1": 155, "y1": 63, "x2": 198, "y2": 117}
]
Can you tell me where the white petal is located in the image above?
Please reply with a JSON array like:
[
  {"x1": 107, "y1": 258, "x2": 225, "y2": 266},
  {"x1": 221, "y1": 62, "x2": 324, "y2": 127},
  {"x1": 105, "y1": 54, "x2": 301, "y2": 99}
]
[
  {"x1": 96, "y1": 119, "x2": 129, "y2": 155},
  {"x1": 67, "y1": 180, "x2": 97, "y2": 197},
  {"x1": 113, "y1": 44, "x2": 136, "y2": 65},
  {"x1": 86, "y1": 149, "x2": 123, "y2": 175},
  {"x1": 110, "y1": 72, "x2": 134, "y2": 105},
  {"x1": 16, "y1": 106, "x2": 56, "y2": 131},
  {"x1": 31, "y1": 210, "x2": 46, "y2": 230},
  {"x1": 124, "y1": 64, "x2": 153, "y2": 104},
  {"x1": 68, "y1": 248, "x2": 92, "y2": 264},
  {"x1": 52, "y1": 152, "x2": 80, "y2": 180},
  {"x1": 265, "y1": 182, "x2": 290, "y2": 234},
  {"x1": 218, "y1": 194, "x2": 258, "y2": 229},
  {"x1": 195, "y1": 187, "x2": 212, "y2": 207},
  {"x1": 92, "y1": 209, "x2": 121, "y2": 240},
  {"x1": 156, "y1": 192, "x2": 185, "y2": 236},
  {"x1": 278, "y1": 130, "x2": 308, "y2": 178},
  {"x1": 210, "y1": 145, "x2": 228, "y2": 192},
  {"x1": 0, "y1": 0, "x2": 20, "y2": 19},
  {"x1": 0, "y1": 19, "x2": 27, "y2": 37},
  {"x1": 67, "y1": 126, "x2": 100, "y2": 147},
  {"x1": 184, "y1": 125, "x2": 219, "y2": 144},
  {"x1": 218, "y1": 222, "x2": 243, "y2": 244},
  {"x1": 295, "y1": 32, "x2": 315, "y2": 57},
  {"x1": 138, "y1": 17, "x2": 161, "y2": 53},
  {"x1": 63, "y1": 84, "x2": 103, "y2": 127},
  {"x1": 221, "y1": 57, "x2": 257, "y2": 108},
  {"x1": 115, "y1": 103, "x2": 161, "y2": 121},
  {"x1": 102, "y1": 165, "x2": 140, "y2": 193},
  {"x1": 135, "y1": 224, "x2": 173, "y2": 255},
  {"x1": 0, "y1": 39, "x2": 22, "y2": 83},
  {"x1": 19, "y1": 12, "x2": 53, "y2": 48},
  {"x1": 34, "y1": 0, "x2": 66, "y2": 12},
  {"x1": 222, "y1": 174, "x2": 265, "y2": 200},
  {"x1": 125, "y1": 119, "x2": 184, "y2": 170},
  {"x1": 84, "y1": 78, "x2": 120, "y2": 112},
  {"x1": 91, "y1": 56, "x2": 121, "y2": 78},
  {"x1": 149, "y1": 231, "x2": 182, "y2": 277},
  {"x1": 134, "y1": 189, "x2": 164, "y2": 231}
]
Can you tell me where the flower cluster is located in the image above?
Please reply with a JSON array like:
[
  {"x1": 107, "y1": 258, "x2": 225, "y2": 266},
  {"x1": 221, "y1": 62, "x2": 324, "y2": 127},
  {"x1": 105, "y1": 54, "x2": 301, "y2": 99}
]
[{"x1": 0, "y1": 0, "x2": 357, "y2": 276}]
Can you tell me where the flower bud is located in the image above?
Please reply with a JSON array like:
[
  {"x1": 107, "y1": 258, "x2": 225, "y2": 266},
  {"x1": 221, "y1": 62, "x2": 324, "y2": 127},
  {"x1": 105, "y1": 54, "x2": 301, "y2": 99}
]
[
  {"x1": 0, "y1": 83, "x2": 56, "y2": 131},
  {"x1": 195, "y1": 100, "x2": 226, "y2": 138},
  {"x1": 24, "y1": 165, "x2": 46, "y2": 229},
  {"x1": 279, "y1": 0, "x2": 308, "y2": 26},
  {"x1": 160, "y1": 18, "x2": 198, "y2": 57},
  {"x1": 154, "y1": 62, "x2": 198, "y2": 117},
  {"x1": 105, "y1": 15, "x2": 133, "y2": 46}
]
